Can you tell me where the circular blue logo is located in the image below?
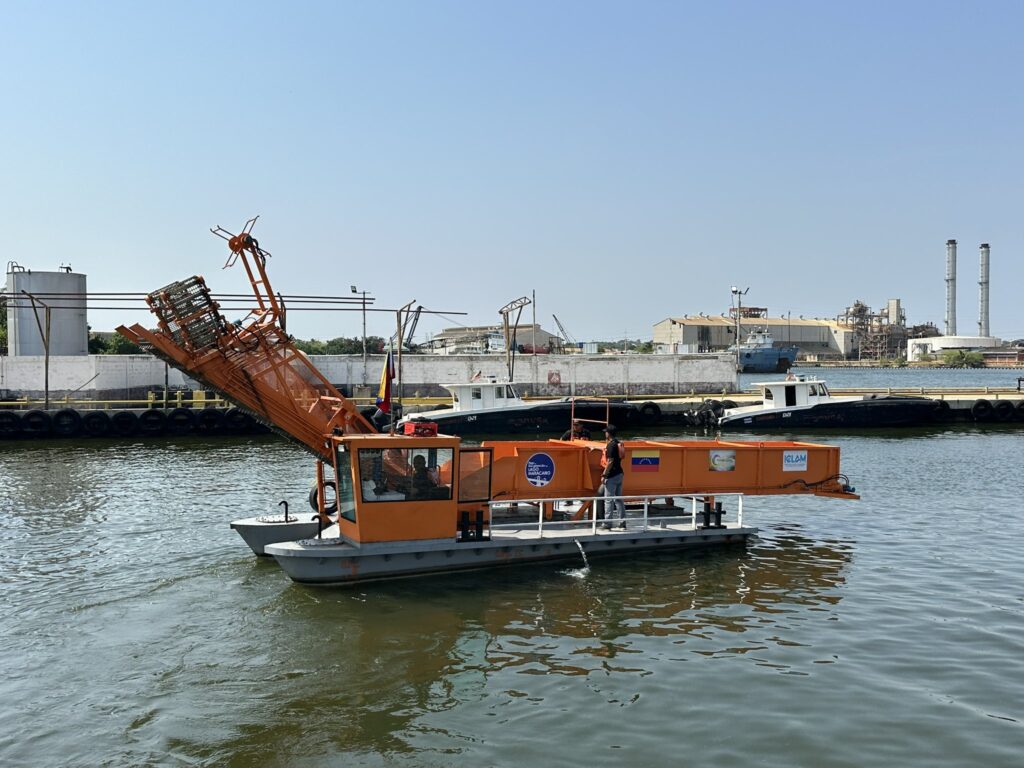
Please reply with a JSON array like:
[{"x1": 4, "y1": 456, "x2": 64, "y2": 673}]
[{"x1": 525, "y1": 452, "x2": 555, "y2": 487}]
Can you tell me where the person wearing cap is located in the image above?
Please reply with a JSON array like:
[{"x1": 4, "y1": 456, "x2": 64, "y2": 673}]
[
  {"x1": 560, "y1": 419, "x2": 591, "y2": 441},
  {"x1": 600, "y1": 424, "x2": 626, "y2": 529}
]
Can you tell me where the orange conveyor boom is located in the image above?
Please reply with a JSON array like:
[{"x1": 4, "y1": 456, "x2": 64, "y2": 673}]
[{"x1": 116, "y1": 219, "x2": 375, "y2": 462}]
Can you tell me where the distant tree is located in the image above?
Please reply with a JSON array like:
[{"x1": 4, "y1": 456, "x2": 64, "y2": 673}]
[
  {"x1": 88, "y1": 333, "x2": 109, "y2": 354},
  {"x1": 295, "y1": 336, "x2": 388, "y2": 355},
  {"x1": 106, "y1": 333, "x2": 143, "y2": 355},
  {"x1": 294, "y1": 338, "x2": 327, "y2": 355},
  {"x1": 941, "y1": 349, "x2": 984, "y2": 368}
]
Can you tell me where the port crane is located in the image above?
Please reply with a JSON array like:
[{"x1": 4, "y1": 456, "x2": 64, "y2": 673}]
[{"x1": 551, "y1": 314, "x2": 578, "y2": 354}]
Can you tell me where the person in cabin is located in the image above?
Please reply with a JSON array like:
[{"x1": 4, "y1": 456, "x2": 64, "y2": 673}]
[
  {"x1": 410, "y1": 454, "x2": 439, "y2": 499},
  {"x1": 560, "y1": 419, "x2": 591, "y2": 441},
  {"x1": 600, "y1": 424, "x2": 626, "y2": 529}
]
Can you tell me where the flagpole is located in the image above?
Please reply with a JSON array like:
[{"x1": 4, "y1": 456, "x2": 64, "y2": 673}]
[{"x1": 394, "y1": 300, "x2": 415, "y2": 436}]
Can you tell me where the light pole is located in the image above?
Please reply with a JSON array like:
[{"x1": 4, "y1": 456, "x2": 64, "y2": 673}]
[
  {"x1": 21, "y1": 290, "x2": 51, "y2": 410},
  {"x1": 730, "y1": 286, "x2": 749, "y2": 372},
  {"x1": 351, "y1": 285, "x2": 368, "y2": 383}
]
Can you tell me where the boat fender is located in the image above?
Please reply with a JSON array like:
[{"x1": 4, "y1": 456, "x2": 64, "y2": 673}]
[
  {"x1": 165, "y1": 407, "x2": 196, "y2": 434},
  {"x1": 110, "y1": 410, "x2": 139, "y2": 436},
  {"x1": 639, "y1": 401, "x2": 661, "y2": 424},
  {"x1": 196, "y1": 408, "x2": 225, "y2": 432},
  {"x1": 720, "y1": 400, "x2": 738, "y2": 410},
  {"x1": 52, "y1": 408, "x2": 83, "y2": 437},
  {"x1": 0, "y1": 410, "x2": 22, "y2": 438},
  {"x1": 21, "y1": 410, "x2": 52, "y2": 436},
  {"x1": 308, "y1": 480, "x2": 338, "y2": 514},
  {"x1": 82, "y1": 410, "x2": 111, "y2": 436},
  {"x1": 930, "y1": 400, "x2": 951, "y2": 422},
  {"x1": 224, "y1": 407, "x2": 253, "y2": 432},
  {"x1": 1015, "y1": 400, "x2": 1024, "y2": 422},
  {"x1": 970, "y1": 399, "x2": 994, "y2": 422},
  {"x1": 137, "y1": 409, "x2": 167, "y2": 435},
  {"x1": 993, "y1": 400, "x2": 1014, "y2": 421}
]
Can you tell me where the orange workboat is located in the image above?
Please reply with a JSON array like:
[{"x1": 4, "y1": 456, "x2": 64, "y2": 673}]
[{"x1": 118, "y1": 219, "x2": 858, "y2": 585}]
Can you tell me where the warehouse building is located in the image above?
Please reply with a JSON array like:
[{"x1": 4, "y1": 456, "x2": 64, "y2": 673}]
[{"x1": 652, "y1": 316, "x2": 857, "y2": 359}]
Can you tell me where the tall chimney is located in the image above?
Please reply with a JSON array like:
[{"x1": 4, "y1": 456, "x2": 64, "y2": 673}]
[
  {"x1": 945, "y1": 239, "x2": 957, "y2": 336},
  {"x1": 978, "y1": 243, "x2": 990, "y2": 337}
]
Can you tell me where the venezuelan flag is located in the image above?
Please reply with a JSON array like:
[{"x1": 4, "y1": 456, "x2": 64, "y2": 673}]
[
  {"x1": 376, "y1": 351, "x2": 395, "y2": 413},
  {"x1": 631, "y1": 449, "x2": 660, "y2": 472}
]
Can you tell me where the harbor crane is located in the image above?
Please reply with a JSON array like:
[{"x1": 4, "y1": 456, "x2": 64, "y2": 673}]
[
  {"x1": 498, "y1": 296, "x2": 531, "y2": 380},
  {"x1": 552, "y1": 314, "x2": 578, "y2": 353}
]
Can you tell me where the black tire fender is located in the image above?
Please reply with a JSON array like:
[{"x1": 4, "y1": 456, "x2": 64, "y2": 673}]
[
  {"x1": 971, "y1": 399, "x2": 994, "y2": 421},
  {"x1": 137, "y1": 409, "x2": 166, "y2": 435},
  {"x1": 639, "y1": 401, "x2": 661, "y2": 425},
  {"x1": 224, "y1": 407, "x2": 253, "y2": 432},
  {"x1": 993, "y1": 400, "x2": 1014, "y2": 421},
  {"x1": 165, "y1": 407, "x2": 196, "y2": 435},
  {"x1": 111, "y1": 410, "x2": 138, "y2": 436},
  {"x1": 196, "y1": 408, "x2": 225, "y2": 432},
  {"x1": 308, "y1": 480, "x2": 338, "y2": 514},
  {"x1": 82, "y1": 410, "x2": 111, "y2": 437},
  {"x1": 0, "y1": 410, "x2": 21, "y2": 438},
  {"x1": 21, "y1": 409, "x2": 52, "y2": 436},
  {"x1": 52, "y1": 408, "x2": 83, "y2": 437}
]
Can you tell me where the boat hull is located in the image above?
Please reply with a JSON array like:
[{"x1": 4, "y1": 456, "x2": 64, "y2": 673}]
[
  {"x1": 736, "y1": 347, "x2": 798, "y2": 373},
  {"x1": 720, "y1": 397, "x2": 941, "y2": 429},
  {"x1": 230, "y1": 514, "x2": 324, "y2": 556},
  {"x1": 266, "y1": 523, "x2": 756, "y2": 585},
  {"x1": 410, "y1": 400, "x2": 642, "y2": 436}
]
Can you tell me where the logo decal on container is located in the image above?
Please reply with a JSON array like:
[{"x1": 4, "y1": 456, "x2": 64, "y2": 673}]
[
  {"x1": 525, "y1": 453, "x2": 556, "y2": 487},
  {"x1": 783, "y1": 450, "x2": 808, "y2": 472}
]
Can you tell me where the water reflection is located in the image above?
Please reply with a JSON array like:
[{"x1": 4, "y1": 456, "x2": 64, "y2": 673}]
[{"x1": 157, "y1": 526, "x2": 853, "y2": 762}]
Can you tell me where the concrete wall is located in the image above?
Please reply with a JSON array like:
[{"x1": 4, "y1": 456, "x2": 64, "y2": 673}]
[{"x1": 0, "y1": 352, "x2": 736, "y2": 401}]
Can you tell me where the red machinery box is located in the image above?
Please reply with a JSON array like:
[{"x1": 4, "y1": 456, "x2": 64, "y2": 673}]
[{"x1": 403, "y1": 421, "x2": 438, "y2": 437}]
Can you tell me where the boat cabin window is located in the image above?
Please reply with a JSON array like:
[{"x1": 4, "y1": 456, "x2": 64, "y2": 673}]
[
  {"x1": 764, "y1": 388, "x2": 774, "y2": 401},
  {"x1": 819, "y1": 383, "x2": 829, "y2": 396},
  {"x1": 333, "y1": 445, "x2": 357, "y2": 522},
  {"x1": 808, "y1": 384, "x2": 818, "y2": 396},
  {"x1": 506, "y1": 385, "x2": 517, "y2": 399},
  {"x1": 458, "y1": 447, "x2": 493, "y2": 502},
  {"x1": 495, "y1": 386, "x2": 505, "y2": 399},
  {"x1": 471, "y1": 387, "x2": 482, "y2": 400},
  {"x1": 357, "y1": 447, "x2": 454, "y2": 502}
]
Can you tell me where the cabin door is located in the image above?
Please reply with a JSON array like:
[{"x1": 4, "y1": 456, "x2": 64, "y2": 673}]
[{"x1": 785, "y1": 386, "x2": 797, "y2": 407}]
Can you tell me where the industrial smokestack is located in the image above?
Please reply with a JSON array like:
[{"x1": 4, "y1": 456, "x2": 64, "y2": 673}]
[
  {"x1": 945, "y1": 239, "x2": 957, "y2": 336},
  {"x1": 978, "y1": 243, "x2": 990, "y2": 337}
]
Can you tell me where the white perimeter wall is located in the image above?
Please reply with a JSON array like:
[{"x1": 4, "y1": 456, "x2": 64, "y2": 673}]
[{"x1": 0, "y1": 353, "x2": 736, "y2": 400}]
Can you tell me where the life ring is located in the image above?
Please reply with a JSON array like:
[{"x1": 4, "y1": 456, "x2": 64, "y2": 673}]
[
  {"x1": 111, "y1": 410, "x2": 138, "y2": 436},
  {"x1": 196, "y1": 408, "x2": 225, "y2": 432},
  {"x1": 51, "y1": 408, "x2": 83, "y2": 437},
  {"x1": 21, "y1": 410, "x2": 52, "y2": 436},
  {"x1": 970, "y1": 399, "x2": 994, "y2": 422},
  {"x1": 0, "y1": 411, "x2": 21, "y2": 438},
  {"x1": 547, "y1": 371, "x2": 562, "y2": 386},
  {"x1": 137, "y1": 409, "x2": 166, "y2": 435},
  {"x1": 993, "y1": 400, "x2": 1014, "y2": 422},
  {"x1": 82, "y1": 410, "x2": 111, "y2": 437},
  {"x1": 308, "y1": 480, "x2": 338, "y2": 514},
  {"x1": 165, "y1": 407, "x2": 196, "y2": 435}
]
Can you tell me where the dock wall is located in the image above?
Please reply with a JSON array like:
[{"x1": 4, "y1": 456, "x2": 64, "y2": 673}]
[{"x1": 0, "y1": 353, "x2": 736, "y2": 401}]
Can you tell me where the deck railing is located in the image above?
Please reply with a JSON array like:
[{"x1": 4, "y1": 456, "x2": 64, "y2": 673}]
[{"x1": 489, "y1": 493, "x2": 745, "y2": 537}]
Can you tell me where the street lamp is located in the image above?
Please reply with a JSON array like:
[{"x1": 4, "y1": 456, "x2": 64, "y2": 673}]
[
  {"x1": 351, "y1": 285, "x2": 368, "y2": 382},
  {"x1": 730, "y1": 286, "x2": 749, "y2": 372}
]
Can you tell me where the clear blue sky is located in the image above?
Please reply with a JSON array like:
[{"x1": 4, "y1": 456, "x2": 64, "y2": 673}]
[{"x1": 3, "y1": 1, "x2": 1022, "y2": 344}]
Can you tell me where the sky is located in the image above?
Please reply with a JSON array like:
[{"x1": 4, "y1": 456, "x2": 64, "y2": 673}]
[{"x1": 2, "y1": 1, "x2": 1022, "y2": 345}]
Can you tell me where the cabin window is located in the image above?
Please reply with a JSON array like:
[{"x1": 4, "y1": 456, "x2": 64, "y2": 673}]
[
  {"x1": 495, "y1": 386, "x2": 505, "y2": 399},
  {"x1": 820, "y1": 383, "x2": 829, "y2": 396},
  {"x1": 452, "y1": 391, "x2": 460, "y2": 404},
  {"x1": 357, "y1": 448, "x2": 454, "y2": 502},
  {"x1": 458, "y1": 447, "x2": 493, "y2": 502},
  {"x1": 764, "y1": 389, "x2": 774, "y2": 401},
  {"x1": 506, "y1": 385, "x2": 517, "y2": 399},
  {"x1": 333, "y1": 446, "x2": 357, "y2": 522},
  {"x1": 471, "y1": 387, "x2": 482, "y2": 400},
  {"x1": 808, "y1": 385, "x2": 818, "y2": 396}
]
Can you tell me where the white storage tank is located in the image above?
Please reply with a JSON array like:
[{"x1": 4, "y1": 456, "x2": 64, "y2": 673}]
[{"x1": 5, "y1": 265, "x2": 88, "y2": 356}]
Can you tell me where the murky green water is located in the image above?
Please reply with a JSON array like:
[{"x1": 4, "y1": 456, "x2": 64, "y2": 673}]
[{"x1": 2, "y1": 426, "x2": 1023, "y2": 767}]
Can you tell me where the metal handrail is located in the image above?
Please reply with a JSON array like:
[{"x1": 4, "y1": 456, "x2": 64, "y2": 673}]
[{"x1": 489, "y1": 492, "x2": 745, "y2": 537}]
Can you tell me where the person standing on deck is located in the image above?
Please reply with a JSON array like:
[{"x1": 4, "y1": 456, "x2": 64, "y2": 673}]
[
  {"x1": 560, "y1": 419, "x2": 591, "y2": 441},
  {"x1": 600, "y1": 424, "x2": 626, "y2": 529}
]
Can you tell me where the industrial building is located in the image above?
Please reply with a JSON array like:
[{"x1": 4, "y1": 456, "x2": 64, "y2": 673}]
[
  {"x1": 428, "y1": 324, "x2": 559, "y2": 355},
  {"x1": 652, "y1": 315, "x2": 857, "y2": 359}
]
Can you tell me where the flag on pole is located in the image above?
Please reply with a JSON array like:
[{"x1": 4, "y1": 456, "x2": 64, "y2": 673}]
[{"x1": 376, "y1": 350, "x2": 395, "y2": 414}]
